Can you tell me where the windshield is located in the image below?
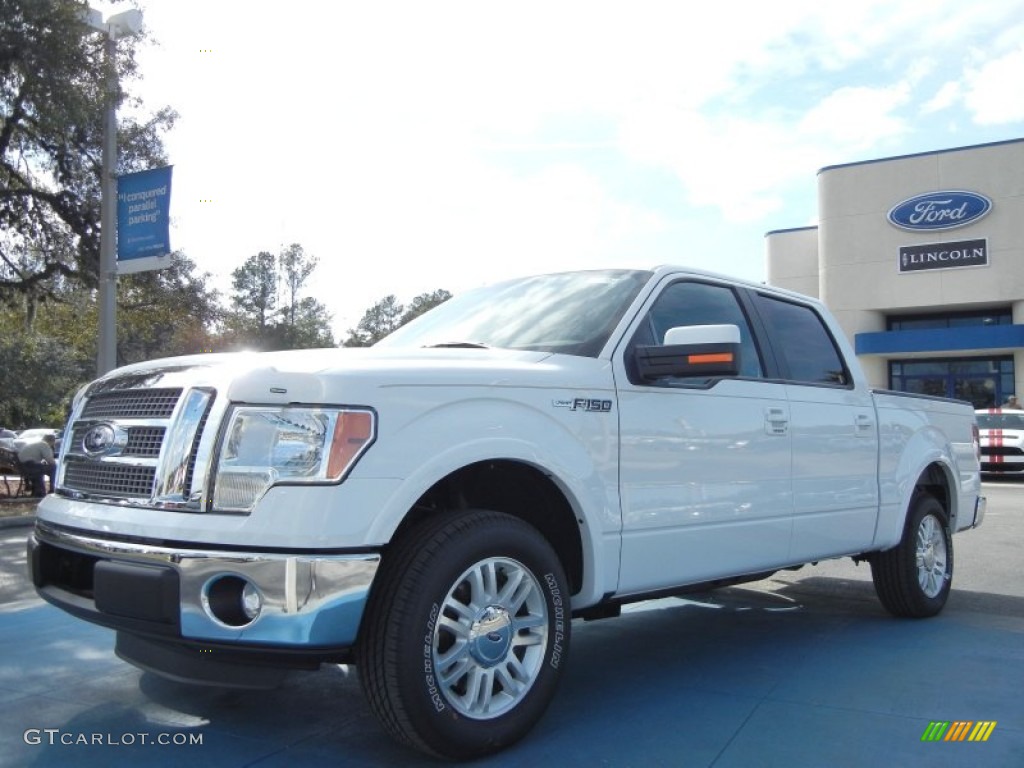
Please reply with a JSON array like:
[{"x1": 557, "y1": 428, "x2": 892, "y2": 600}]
[
  {"x1": 977, "y1": 412, "x2": 1024, "y2": 430},
  {"x1": 376, "y1": 269, "x2": 653, "y2": 357}
]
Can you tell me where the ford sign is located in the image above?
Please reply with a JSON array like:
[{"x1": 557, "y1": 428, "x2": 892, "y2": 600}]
[{"x1": 887, "y1": 190, "x2": 992, "y2": 231}]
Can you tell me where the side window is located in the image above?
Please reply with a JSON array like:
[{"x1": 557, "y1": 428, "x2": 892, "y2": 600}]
[
  {"x1": 756, "y1": 295, "x2": 849, "y2": 385},
  {"x1": 627, "y1": 281, "x2": 764, "y2": 383}
]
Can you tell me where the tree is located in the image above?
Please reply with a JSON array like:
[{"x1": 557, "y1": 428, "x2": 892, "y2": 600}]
[
  {"x1": 0, "y1": 253, "x2": 223, "y2": 427},
  {"x1": 279, "y1": 243, "x2": 317, "y2": 327},
  {"x1": 0, "y1": 330, "x2": 89, "y2": 428},
  {"x1": 117, "y1": 253, "x2": 223, "y2": 364},
  {"x1": 342, "y1": 295, "x2": 404, "y2": 347},
  {"x1": 230, "y1": 251, "x2": 277, "y2": 330},
  {"x1": 0, "y1": 0, "x2": 176, "y2": 311},
  {"x1": 223, "y1": 246, "x2": 334, "y2": 351},
  {"x1": 400, "y1": 289, "x2": 452, "y2": 326},
  {"x1": 279, "y1": 296, "x2": 334, "y2": 349},
  {"x1": 341, "y1": 289, "x2": 451, "y2": 347}
]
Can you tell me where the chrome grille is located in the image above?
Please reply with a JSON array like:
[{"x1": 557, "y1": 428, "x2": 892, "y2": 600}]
[
  {"x1": 81, "y1": 388, "x2": 182, "y2": 419},
  {"x1": 125, "y1": 427, "x2": 165, "y2": 456},
  {"x1": 57, "y1": 385, "x2": 216, "y2": 507},
  {"x1": 62, "y1": 460, "x2": 158, "y2": 498}
]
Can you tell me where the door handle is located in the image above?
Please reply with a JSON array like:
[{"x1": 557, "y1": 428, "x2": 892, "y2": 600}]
[
  {"x1": 765, "y1": 407, "x2": 788, "y2": 436},
  {"x1": 855, "y1": 414, "x2": 874, "y2": 435}
]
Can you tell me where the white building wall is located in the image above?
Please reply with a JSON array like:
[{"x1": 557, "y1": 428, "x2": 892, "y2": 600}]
[
  {"x1": 767, "y1": 139, "x2": 1024, "y2": 396},
  {"x1": 818, "y1": 140, "x2": 1024, "y2": 330},
  {"x1": 764, "y1": 227, "x2": 820, "y2": 299}
]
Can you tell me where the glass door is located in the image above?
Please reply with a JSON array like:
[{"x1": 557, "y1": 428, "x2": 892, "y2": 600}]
[{"x1": 890, "y1": 357, "x2": 1013, "y2": 408}]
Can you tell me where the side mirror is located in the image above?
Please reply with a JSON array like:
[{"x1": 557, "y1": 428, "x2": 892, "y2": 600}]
[{"x1": 635, "y1": 324, "x2": 741, "y2": 381}]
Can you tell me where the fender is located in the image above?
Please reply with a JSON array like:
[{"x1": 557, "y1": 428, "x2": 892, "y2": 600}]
[
  {"x1": 874, "y1": 422, "x2": 959, "y2": 549},
  {"x1": 360, "y1": 396, "x2": 621, "y2": 607}
]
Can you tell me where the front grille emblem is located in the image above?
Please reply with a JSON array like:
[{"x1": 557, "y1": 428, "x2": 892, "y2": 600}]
[{"x1": 82, "y1": 423, "x2": 127, "y2": 457}]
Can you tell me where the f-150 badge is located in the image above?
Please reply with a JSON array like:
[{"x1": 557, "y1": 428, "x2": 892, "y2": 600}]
[{"x1": 553, "y1": 398, "x2": 613, "y2": 412}]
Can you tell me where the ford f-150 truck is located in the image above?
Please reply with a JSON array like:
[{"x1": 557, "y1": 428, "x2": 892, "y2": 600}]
[{"x1": 29, "y1": 266, "x2": 985, "y2": 759}]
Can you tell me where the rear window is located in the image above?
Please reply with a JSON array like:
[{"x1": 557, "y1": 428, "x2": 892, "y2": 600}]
[{"x1": 754, "y1": 294, "x2": 848, "y2": 385}]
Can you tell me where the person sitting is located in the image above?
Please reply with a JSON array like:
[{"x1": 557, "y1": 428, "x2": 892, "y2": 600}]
[{"x1": 17, "y1": 434, "x2": 57, "y2": 497}]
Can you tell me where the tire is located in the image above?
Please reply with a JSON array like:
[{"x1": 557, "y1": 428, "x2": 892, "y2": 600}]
[
  {"x1": 870, "y1": 493, "x2": 954, "y2": 618},
  {"x1": 357, "y1": 510, "x2": 570, "y2": 760}
]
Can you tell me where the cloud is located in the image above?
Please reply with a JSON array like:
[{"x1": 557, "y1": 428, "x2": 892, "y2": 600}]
[
  {"x1": 963, "y1": 46, "x2": 1024, "y2": 126},
  {"x1": 799, "y1": 85, "x2": 911, "y2": 148},
  {"x1": 922, "y1": 81, "x2": 962, "y2": 114}
]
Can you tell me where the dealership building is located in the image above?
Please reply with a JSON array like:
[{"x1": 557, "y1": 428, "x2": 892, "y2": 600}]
[{"x1": 766, "y1": 137, "x2": 1024, "y2": 408}]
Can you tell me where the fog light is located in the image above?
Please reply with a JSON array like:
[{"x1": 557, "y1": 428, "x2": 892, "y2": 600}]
[
  {"x1": 241, "y1": 581, "x2": 263, "y2": 620},
  {"x1": 203, "y1": 575, "x2": 261, "y2": 627}
]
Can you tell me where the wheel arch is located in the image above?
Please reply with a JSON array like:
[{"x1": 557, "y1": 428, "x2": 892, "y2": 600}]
[
  {"x1": 876, "y1": 448, "x2": 960, "y2": 550},
  {"x1": 875, "y1": 459, "x2": 957, "y2": 549},
  {"x1": 390, "y1": 459, "x2": 586, "y2": 596},
  {"x1": 914, "y1": 461, "x2": 954, "y2": 520}
]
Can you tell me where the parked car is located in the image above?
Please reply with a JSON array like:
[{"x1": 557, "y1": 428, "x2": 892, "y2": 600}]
[
  {"x1": 15, "y1": 428, "x2": 60, "y2": 442},
  {"x1": 975, "y1": 408, "x2": 1024, "y2": 473}
]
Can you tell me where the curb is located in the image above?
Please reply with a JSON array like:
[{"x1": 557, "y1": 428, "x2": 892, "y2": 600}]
[{"x1": 0, "y1": 514, "x2": 35, "y2": 530}]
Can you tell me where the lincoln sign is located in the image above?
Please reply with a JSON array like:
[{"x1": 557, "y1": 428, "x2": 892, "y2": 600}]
[{"x1": 899, "y1": 238, "x2": 988, "y2": 273}]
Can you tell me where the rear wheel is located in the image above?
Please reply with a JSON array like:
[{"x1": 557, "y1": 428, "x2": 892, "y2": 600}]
[
  {"x1": 357, "y1": 510, "x2": 569, "y2": 759},
  {"x1": 870, "y1": 493, "x2": 953, "y2": 618}
]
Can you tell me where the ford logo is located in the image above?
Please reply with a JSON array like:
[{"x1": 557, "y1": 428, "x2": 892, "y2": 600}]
[
  {"x1": 82, "y1": 423, "x2": 125, "y2": 457},
  {"x1": 887, "y1": 190, "x2": 992, "y2": 231}
]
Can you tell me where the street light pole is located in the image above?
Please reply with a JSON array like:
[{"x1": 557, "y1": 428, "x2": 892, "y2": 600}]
[
  {"x1": 97, "y1": 32, "x2": 118, "y2": 375},
  {"x1": 84, "y1": 7, "x2": 143, "y2": 376}
]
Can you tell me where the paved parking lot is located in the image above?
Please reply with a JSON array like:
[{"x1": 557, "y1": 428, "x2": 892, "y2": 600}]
[{"x1": 0, "y1": 481, "x2": 1021, "y2": 767}]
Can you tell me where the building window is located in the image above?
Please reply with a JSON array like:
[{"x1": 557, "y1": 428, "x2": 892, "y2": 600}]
[
  {"x1": 887, "y1": 309, "x2": 1012, "y2": 331},
  {"x1": 889, "y1": 356, "x2": 1014, "y2": 408}
]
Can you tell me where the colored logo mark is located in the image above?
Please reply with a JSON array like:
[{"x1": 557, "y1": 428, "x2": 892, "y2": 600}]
[
  {"x1": 887, "y1": 190, "x2": 992, "y2": 231},
  {"x1": 921, "y1": 721, "x2": 997, "y2": 742}
]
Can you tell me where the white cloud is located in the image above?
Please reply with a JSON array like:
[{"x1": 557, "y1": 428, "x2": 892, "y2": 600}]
[
  {"x1": 618, "y1": 108, "x2": 805, "y2": 222},
  {"x1": 799, "y1": 85, "x2": 911, "y2": 148},
  {"x1": 963, "y1": 46, "x2": 1024, "y2": 126},
  {"x1": 922, "y1": 81, "x2": 962, "y2": 114}
]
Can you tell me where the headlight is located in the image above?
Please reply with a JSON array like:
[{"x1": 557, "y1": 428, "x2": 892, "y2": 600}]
[{"x1": 212, "y1": 406, "x2": 375, "y2": 512}]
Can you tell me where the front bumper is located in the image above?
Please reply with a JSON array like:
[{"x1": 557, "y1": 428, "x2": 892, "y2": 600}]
[{"x1": 29, "y1": 521, "x2": 380, "y2": 653}]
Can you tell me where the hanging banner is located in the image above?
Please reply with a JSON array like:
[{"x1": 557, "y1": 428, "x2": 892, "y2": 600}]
[{"x1": 117, "y1": 165, "x2": 173, "y2": 274}]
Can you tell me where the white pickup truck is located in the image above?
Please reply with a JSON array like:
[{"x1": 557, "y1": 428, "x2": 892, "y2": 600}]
[{"x1": 29, "y1": 266, "x2": 985, "y2": 759}]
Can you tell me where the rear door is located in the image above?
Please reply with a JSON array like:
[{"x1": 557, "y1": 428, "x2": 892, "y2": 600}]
[{"x1": 750, "y1": 293, "x2": 880, "y2": 560}]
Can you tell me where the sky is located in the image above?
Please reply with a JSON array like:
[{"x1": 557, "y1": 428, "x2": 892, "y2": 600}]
[{"x1": 103, "y1": 0, "x2": 1024, "y2": 338}]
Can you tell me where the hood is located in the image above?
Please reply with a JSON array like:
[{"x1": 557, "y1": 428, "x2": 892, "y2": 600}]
[{"x1": 84, "y1": 346, "x2": 605, "y2": 406}]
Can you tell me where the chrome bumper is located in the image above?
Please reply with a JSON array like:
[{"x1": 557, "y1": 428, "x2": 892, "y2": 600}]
[{"x1": 32, "y1": 521, "x2": 379, "y2": 648}]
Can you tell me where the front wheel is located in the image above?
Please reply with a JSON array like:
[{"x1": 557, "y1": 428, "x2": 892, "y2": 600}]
[
  {"x1": 870, "y1": 493, "x2": 953, "y2": 618},
  {"x1": 357, "y1": 510, "x2": 570, "y2": 760}
]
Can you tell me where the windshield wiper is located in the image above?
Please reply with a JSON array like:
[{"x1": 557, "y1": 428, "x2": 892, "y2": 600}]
[{"x1": 423, "y1": 341, "x2": 489, "y2": 349}]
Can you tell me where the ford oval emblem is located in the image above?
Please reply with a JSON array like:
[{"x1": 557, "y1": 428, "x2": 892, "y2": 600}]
[
  {"x1": 887, "y1": 190, "x2": 992, "y2": 231},
  {"x1": 82, "y1": 423, "x2": 118, "y2": 457}
]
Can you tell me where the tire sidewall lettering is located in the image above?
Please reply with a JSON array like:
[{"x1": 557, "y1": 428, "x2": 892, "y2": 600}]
[
  {"x1": 422, "y1": 602, "x2": 445, "y2": 713},
  {"x1": 544, "y1": 572, "x2": 565, "y2": 670}
]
